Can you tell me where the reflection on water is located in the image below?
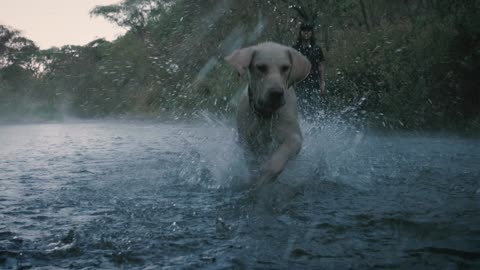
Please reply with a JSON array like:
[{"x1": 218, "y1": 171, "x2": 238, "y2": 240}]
[{"x1": 0, "y1": 119, "x2": 479, "y2": 269}]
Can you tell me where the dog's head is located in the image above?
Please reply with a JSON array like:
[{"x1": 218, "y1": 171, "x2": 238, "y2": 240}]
[{"x1": 225, "y1": 42, "x2": 311, "y2": 114}]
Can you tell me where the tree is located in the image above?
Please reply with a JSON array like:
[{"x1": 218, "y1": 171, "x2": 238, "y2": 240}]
[
  {"x1": 90, "y1": 0, "x2": 176, "y2": 38},
  {"x1": 0, "y1": 25, "x2": 38, "y2": 69}
]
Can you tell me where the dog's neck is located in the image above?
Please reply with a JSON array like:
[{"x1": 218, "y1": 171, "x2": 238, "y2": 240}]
[{"x1": 248, "y1": 85, "x2": 274, "y2": 119}]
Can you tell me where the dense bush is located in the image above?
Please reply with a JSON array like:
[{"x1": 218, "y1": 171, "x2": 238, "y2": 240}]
[{"x1": 320, "y1": 7, "x2": 480, "y2": 132}]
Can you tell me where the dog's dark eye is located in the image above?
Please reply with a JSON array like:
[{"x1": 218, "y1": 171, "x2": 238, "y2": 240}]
[
  {"x1": 281, "y1": 65, "x2": 290, "y2": 73},
  {"x1": 256, "y1": 64, "x2": 268, "y2": 73}
]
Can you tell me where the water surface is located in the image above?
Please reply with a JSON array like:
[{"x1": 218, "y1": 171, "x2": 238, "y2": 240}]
[{"x1": 0, "y1": 120, "x2": 479, "y2": 269}]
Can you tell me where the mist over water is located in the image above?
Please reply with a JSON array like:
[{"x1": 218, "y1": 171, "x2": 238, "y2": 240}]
[{"x1": 0, "y1": 116, "x2": 479, "y2": 269}]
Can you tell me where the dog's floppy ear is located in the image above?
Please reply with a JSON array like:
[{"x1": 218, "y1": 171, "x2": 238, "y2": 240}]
[
  {"x1": 225, "y1": 46, "x2": 255, "y2": 77},
  {"x1": 288, "y1": 48, "x2": 311, "y2": 83}
]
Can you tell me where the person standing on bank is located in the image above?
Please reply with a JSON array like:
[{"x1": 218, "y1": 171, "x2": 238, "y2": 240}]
[{"x1": 293, "y1": 23, "x2": 326, "y2": 117}]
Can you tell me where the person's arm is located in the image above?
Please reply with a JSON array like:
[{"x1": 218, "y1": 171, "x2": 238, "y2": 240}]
[
  {"x1": 316, "y1": 45, "x2": 326, "y2": 95},
  {"x1": 318, "y1": 61, "x2": 325, "y2": 95}
]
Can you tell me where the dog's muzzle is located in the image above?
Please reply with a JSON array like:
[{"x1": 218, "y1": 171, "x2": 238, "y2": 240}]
[
  {"x1": 249, "y1": 86, "x2": 286, "y2": 116},
  {"x1": 263, "y1": 88, "x2": 285, "y2": 111}
]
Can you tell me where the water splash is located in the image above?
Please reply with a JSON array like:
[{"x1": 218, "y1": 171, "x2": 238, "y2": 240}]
[
  {"x1": 297, "y1": 114, "x2": 370, "y2": 189},
  {"x1": 177, "y1": 108, "x2": 373, "y2": 191},
  {"x1": 177, "y1": 112, "x2": 249, "y2": 189}
]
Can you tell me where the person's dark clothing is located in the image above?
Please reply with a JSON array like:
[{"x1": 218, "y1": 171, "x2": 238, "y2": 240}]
[
  {"x1": 293, "y1": 43, "x2": 325, "y2": 88},
  {"x1": 293, "y1": 43, "x2": 325, "y2": 117}
]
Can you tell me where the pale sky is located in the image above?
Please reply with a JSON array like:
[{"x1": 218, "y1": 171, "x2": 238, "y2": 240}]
[{"x1": 0, "y1": 0, "x2": 127, "y2": 49}]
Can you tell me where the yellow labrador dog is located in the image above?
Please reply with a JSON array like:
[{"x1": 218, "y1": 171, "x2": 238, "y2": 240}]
[{"x1": 226, "y1": 42, "x2": 311, "y2": 186}]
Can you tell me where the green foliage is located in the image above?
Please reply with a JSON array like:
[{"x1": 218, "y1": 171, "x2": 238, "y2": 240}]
[
  {"x1": 325, "y1": 3, "x2": 480, "y2": 132},
  {"x1": 90, "y1": 0, "x2": 174, "y2": 35}
]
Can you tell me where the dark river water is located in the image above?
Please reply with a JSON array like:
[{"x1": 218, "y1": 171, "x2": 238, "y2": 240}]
[{"x1": 0, "y1": 119, "x2": 479, "y2": 269}]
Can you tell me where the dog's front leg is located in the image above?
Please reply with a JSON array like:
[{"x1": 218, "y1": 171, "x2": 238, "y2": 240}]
[{"x1": 257, "y1": 133, "x2": 302, "y2": 186}]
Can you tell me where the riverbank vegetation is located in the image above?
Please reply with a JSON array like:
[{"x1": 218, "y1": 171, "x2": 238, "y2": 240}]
[{"x1": 1, "y1": 0, "x2": 479, "y2": 132}]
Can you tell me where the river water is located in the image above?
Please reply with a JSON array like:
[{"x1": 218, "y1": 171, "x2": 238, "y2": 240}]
[{"x1": 0, "y1": 119, "x2": 479, "y2": 269}]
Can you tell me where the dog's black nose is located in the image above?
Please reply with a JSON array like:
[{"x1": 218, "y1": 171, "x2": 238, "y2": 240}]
[{"x1": 268, "y1": 89, "x2": 284, "y2": 103}]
